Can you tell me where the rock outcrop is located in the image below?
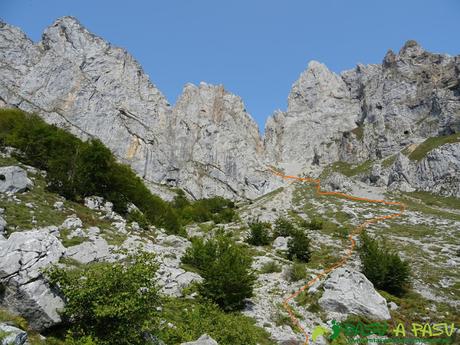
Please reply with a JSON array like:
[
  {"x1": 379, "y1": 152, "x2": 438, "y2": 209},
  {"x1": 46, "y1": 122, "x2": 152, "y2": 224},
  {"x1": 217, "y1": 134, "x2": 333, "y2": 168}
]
[
  {"x1": 0, "y1": 17, "x2": 458, "y2": 199},
  {"x1": 0, "y1": 166, "x2": 33, "y2": 193},
  {"x1": 0, "y1": 17, "x2": 276, "y2": 200},
  {"x1": 318, "y1": 267, "x2": 391, "y2": 321},
  {"x1": 0, "y1": 230, "x2": 65, "y2": 331},
  {"x1": 181, "y1": 334, "x2": 218, "y2": 345},
  {"x1": 0, "y1": 323, "x2": 28, "y2": 345}
]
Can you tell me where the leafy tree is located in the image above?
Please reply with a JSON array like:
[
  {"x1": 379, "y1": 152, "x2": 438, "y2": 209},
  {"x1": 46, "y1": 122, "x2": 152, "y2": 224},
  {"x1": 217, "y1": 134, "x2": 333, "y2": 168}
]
[
  {"x1": 287, "y1": 230, "x2": 311, "y2": 262},
  {"x1": 246, "y1": 220, "x2": 272, "y2": 246},
  {"x1": 183, "y1": 233, "x2": 255, "y2": 311},
  {"x1": 46, "y1": 252, "x2": 160, "y2": 345},
  {"x1": 359, "y1": 232, "x2": 410, "y2": 296},
  {"x1": 182, "y1": 237, "x2": 218, "y2": 272}
]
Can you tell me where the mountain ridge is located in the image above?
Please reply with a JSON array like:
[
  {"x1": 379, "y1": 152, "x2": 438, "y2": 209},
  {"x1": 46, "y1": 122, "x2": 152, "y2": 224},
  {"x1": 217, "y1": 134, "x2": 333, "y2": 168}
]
[{"x1": 0, "y1": 16, "x2": 459, "y2": 200}]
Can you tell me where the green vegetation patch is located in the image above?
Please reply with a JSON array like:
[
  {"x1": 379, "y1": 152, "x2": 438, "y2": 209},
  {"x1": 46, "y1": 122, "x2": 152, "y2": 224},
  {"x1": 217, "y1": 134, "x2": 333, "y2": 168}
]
[
  {"x1": 408, "y1": 133, "x2": 460, "y2": 161},
  {"x1": 321, "y1": 160, "x2": 374, "y2": 178},
  {"x1": 159, "y1": 298, "x2": 274, "y2": 345}
]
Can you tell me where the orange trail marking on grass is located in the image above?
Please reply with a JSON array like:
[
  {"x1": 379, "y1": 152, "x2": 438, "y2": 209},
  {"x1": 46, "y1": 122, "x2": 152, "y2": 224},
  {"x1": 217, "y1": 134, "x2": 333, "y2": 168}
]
[{"x1": 267, "y1": 167, "x2": 406, "y2": 345}]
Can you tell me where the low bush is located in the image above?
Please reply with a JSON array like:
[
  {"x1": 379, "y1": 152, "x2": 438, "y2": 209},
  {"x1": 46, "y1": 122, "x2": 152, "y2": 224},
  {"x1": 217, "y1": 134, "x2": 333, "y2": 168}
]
[
  {"x1": 174, "y1": 191, "x2": 237, "y2": 224},
  {"x1": 359, "y1": 231, "x2": 411, "y2": 296},
  {"x1": 306, "y1": 217, "x2": 323, "y2": 230},
  {"x1": 260, "y1": 261, "x2": 282, "y2": 274},
  {"x1": 288, "y1": 261, "x2": 307, "y2": 282},
  {"x1": 45, "y1": 251, "x2": 160, "y2": 345},
  {"x1": 159, "y1": 299, "x2": 273, "y2": 345},
  {"x1": 273, "y1": 217, "x2": 296, "y2": 237},
  {"x1": 126, "y1": 210, "x2": 149, "y2": 230},
  {"x1": 246, "y1": 220, "x2": 272, "y2": 246},
  {"x1": 287, "y1": 230, "x2": 312, "y2": 262}
]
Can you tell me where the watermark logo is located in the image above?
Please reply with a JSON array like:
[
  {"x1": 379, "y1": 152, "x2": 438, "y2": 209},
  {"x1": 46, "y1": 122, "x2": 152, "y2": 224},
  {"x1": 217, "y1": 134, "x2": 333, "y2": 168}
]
[{"x1": 312, "y1": 319, "x2": 457, "y2": 344}]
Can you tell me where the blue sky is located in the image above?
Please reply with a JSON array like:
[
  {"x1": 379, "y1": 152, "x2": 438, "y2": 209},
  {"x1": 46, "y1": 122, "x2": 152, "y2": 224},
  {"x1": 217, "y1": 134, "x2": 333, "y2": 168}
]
[{"x1": 1, "y1": 0, "x2": 459, "y2": 131}]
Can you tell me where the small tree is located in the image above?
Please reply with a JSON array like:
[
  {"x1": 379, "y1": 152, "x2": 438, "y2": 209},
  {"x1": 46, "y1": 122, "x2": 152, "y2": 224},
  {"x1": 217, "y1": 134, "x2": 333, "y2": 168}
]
[
  {"x1": 246, "y1": 220, "x2": 272, "y2": 246},
  {"x1": 46, "y1": 252, "x2": 160, "y2": 345},
  {"x1": 287, "y1": 230, "x2": 311, "y2": 263},
  {"x1": 198, "y1": 234, "x2": 256, "y2": 311},
  {"x1": 273, "y1": 217, "x2": 296, "y2": 237},
  {"x1": 359, "y1": 231, "x2": 411, "y2": 296}
]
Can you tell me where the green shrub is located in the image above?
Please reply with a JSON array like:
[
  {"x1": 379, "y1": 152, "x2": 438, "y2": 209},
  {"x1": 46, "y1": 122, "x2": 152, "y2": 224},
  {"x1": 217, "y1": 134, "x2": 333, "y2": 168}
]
[
  {"x1": 126, "y1": 210, "x2": 150, "y2": 230},
  {"x1": 183, "y1": 233, "x2": 255, "y2": 311},
  {"x1": 182, "y1": 237, "x2": 218, "y2": 272},
  {"x1": 273, "y1": 217, "x2": 296, "y2": 237},
  {"x1": 45, "y1": 251, "x2": 160, "y2": 345},
  {"x1": 175, "y1": 194, "x2": 237, "y2": 225},
  {"x1": 307, "y1": 217, "x2": 323, "y2": 230},
  {"x1": 159, "y1": 299, "x2": 273, "y2": 345},
  {"x1": 287, "y1": 230, "x2": 311, "y2": 262},
  {"x1": 246, "y1": 220, "x2": 272, "y2": 246},
  {"x1": 288, "y1": 261, "x2": 307, "y2": 282},
  {"x1": 359, "y1": 232, "x2": 411, "y2": 296},
  {"x1": 260, "y1": 261, "x2": 282, "y2": 274}
]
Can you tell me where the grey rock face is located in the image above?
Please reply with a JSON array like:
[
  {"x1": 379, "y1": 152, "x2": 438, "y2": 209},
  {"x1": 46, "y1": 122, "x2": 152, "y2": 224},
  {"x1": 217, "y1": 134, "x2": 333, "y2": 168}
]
[
  {"x1": 0, "y1": 323, "x2": 28, "y2": 345},
  {"x1": 0, "y1": 17, "x2": 276, "y2": 200},
  {"x1": 0, "y1": 230, "x2": 65, "y2": 331},
  {"x1": 264, "y1": 61, "x2": 361, "y2": 173},
  {"x1": 0, "y1": 166, "x2": 33, "y2": 193},
  {"x1": 363, "y1": 142, "x2": 460, "y2": 197},
  {"x1": 180, "y1": 334, "x2": 218, "y2": 345},
  {"x1": 318, "y1": 267, "x2": 391, "y2": 320},
  {"x1": 0, "y1": 17, "x2": 458, "y2": 199},
  {"x1": 264, "y1": 41, "x2": 460, "y2": 197}
]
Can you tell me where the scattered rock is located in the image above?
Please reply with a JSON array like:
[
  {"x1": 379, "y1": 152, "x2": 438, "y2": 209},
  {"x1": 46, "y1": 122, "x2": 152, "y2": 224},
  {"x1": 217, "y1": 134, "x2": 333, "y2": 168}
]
[
  {"x1": 60, "y1": 215, "x2": 83, "y2": 230},
  {"x1": 0, "y1": 230, "x2": 65, "y2": 331},
  {"x1": 272, "y1": 236, "x2": 289, "y2": 251},
  {"x1": 65, "y1": 237, "x2": 110, "y2": 264},
  {"x1": 0, "y1": 323, "x2": 28, "y2": 345},
  {"x1": 180, "y1": 334, "x2": 218, "y2": 345},
  {"x1": 318, "y1": 267, "x2": 391, "y2": 320},
  {"x1": 0, "y1": 216, "x2": 6, "y2": 235},
  {"x1": 53, "y1": 201, "x2": 64, "y2": 211},
  {"x1": 0, "y1": 166, "x2": 33, "y2": 193}
]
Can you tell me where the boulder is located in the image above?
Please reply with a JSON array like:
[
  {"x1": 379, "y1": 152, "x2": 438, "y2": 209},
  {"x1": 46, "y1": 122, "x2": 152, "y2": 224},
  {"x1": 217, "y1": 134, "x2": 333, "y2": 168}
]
[
  {"x1": 0, "y1": 230, "x2": 65, "y2": 331},
  {"x1": 318, "y1": 267, "x2": 391, "y2": 320},
  {"x1": 0, "y1": 166, "x2": 33, "y2": 193},
  {"x1": 60, "y1": 215, "x2": 83, "y2": 230},
  {"x1": 181, "y1": 334, "x2": 218, "y2": 345},
  {"x1": 0, "y1": 216, "x2": 6, "y2": 235},
  {"x1": 64, "y1": 237, "x2": 110, "y2": 264},
  {"x1": 272, "y1": 236, "x2": 289, "y2": 251},
  {"x1": 0, "y1": 323, "x2": 27, "y2": 345}
]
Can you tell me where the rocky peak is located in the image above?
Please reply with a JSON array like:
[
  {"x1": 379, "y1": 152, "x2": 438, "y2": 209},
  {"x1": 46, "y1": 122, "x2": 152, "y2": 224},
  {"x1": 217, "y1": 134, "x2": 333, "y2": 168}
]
[
  {"x1": 287, "y1": 60, "x2": 350, "y2": 113},
  {"x1": 398, "y1": 39, "x2": 425, "y2": 58}
]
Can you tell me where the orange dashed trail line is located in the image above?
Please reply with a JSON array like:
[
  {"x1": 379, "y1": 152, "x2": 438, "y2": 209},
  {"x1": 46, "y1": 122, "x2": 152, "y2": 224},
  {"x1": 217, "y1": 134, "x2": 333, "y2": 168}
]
[{"x1": 267, "y1": 167, "x2": 406, "y2": 345}]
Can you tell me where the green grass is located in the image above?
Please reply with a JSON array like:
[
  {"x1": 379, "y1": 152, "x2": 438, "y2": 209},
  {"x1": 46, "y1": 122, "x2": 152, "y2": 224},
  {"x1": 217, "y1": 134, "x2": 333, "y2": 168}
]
[
  {"x1": 398, "y1": 193, "x2": 460, "y2": 222},
  {"x1": 260, "y1": 260, "x2": 282, "y2": 274},
  {"x1": 253, "y1": 187, "x2": 284, "y2": 203},
  {"x1": 405, "y1": 191, "x2": 460, "y2": 210},
  {"x1": 408, "y1": 133, "x2": 460, "y2": 161},
  {"x1": 351, "y1": 126, "x2": 364, "y2": 140},
  {"x1": 159, "y1": 298, "x2": 275, "y2": 345},
  {"x1": 320, "y1": 160, "x2": 374, "y2": 178},
  {"x1": 295, "y1": 289, "x2": 323, "y2": 313},
  {"x1": 382, "y1": 154, "x2": 397, "y2": 168}
]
